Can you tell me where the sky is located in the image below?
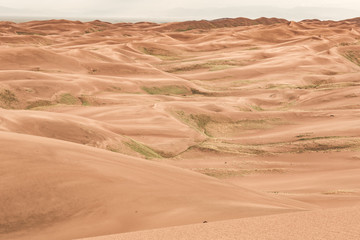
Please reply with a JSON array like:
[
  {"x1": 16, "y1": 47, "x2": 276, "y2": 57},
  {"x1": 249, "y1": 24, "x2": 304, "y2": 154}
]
[{"x1": 0, "y1": 0, "x2": 360, "y2": 21}]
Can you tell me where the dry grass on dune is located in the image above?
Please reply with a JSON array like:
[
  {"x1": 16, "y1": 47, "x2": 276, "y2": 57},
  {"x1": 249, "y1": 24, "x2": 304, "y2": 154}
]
[{"x1": 1, "y1": 17, "x2": 360, "y2": 240}]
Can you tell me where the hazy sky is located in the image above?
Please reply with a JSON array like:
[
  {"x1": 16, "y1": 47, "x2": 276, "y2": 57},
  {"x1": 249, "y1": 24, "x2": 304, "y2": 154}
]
[
  {"x1": 0, "y1": 0, "x2": 360, "y2": 21},
  {"x1": 0, "y1": 0, "x2": 359, "y2": 9}
]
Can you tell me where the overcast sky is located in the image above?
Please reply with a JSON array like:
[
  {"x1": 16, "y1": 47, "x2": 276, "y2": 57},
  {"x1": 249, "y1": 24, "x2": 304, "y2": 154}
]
[{"x1": 0, "y1": 0, "x2": 360, "y2": 21}]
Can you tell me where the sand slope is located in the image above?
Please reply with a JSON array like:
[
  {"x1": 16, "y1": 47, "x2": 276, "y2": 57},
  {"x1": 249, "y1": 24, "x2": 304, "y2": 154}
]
[
  {"x1": 79, "y1": 207, "x2": 360, "y2": 240},
  {"x1": 0, "y1": 131, "x2": 310, "y2": 240}
]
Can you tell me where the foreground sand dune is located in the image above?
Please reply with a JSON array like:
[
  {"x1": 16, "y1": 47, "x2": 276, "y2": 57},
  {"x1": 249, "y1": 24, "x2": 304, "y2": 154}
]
[
  {"x1": 79, "y1": 207, "x2": 360, "y2": 240},
  {"x1": 0, "y1": 131, "x2": 309, "y2": 240},
  {"x1": 1, "y1": 17, "x2": 360, "y2": 239}
]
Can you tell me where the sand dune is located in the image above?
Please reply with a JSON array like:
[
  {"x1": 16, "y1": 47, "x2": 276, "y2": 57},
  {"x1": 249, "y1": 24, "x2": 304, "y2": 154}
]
[
  {"x1": 1, "y1": 17, "x2": 360, "y2": 239},
  {"x1": 79, "y1": 207, "x2": 360, "y2": 240},
  {"x1": 0, "y1": 131, "x2": 309, "y2": 240}
]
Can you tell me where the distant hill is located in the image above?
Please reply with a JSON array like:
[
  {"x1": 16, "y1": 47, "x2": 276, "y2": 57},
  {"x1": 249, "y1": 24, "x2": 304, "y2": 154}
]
[
  {"x1": 164, "y1": 6, "x2": 360, "y2": 21},
  {"x1": 0, "y1": 5, "x2": 360, "y2": 22},
  {"x1": 156, "y1": 17, "x2": 289, "y2": 31}
]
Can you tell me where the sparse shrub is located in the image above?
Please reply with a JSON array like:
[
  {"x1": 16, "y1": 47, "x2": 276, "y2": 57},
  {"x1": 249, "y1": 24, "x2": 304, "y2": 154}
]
[
  {"x1": 249, "y1": 104, "x2": 264, "y2": 111},
  {"x1": 166, "y1": 60, "x2": 239, "y2": 73},
  {"x1": 343, "y1": 51, "x2": 360, "y2": 66},
  {"x1": 190, "y1": 114, "x2": 212, "y2": 130},
  {"x1": 59, "y1": 93, "x2": 79, "y2": 105},
  {"x1": 78, "y1": 95, "x2": 92, "y2": 106},
  {"x1": 174, "y1": 111, "x2": 213, "y2": 136},
  {"x1": 141, "y1": 47, "x2": 178, "y2": 60},
  {"x1": 26, "y1": 100, "x2": 53, "y2": 109},
  {"x1": 0, "y1": 89, "x2": 18, "y2": 108}
]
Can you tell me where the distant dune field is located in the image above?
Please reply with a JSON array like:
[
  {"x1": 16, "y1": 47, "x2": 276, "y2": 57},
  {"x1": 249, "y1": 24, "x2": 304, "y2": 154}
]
[{"x1": 1, "y1": 17, "x2": 360, "y2": 240}]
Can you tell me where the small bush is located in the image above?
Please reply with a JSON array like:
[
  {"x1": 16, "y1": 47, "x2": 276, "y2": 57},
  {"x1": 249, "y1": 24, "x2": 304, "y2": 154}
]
[{"x1": 0, "y1": 89, "x2": 18, "y2": 108}]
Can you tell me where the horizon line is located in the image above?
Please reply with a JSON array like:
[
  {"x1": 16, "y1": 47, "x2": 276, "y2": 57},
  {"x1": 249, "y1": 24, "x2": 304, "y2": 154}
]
[{"x1": 0, "y1": 15, "x2": 359, "y2": 24}]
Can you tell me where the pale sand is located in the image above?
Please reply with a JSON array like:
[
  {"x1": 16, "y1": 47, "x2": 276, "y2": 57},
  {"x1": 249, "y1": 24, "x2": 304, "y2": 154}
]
[{"x1": 79, "y1": 207, "x2": 360, "y2": 240}]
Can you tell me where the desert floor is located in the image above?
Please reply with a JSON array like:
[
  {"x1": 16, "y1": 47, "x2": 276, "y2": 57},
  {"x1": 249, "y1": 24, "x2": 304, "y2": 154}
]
[{"x1": 1, "y1": 17, "x2": 360, "y2": 239}]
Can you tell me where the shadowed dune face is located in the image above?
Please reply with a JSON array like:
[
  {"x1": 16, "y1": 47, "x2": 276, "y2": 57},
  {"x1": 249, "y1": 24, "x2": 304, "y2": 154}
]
[{"x1": 1, "y1": 17, "x2": 360, "y2": 239}]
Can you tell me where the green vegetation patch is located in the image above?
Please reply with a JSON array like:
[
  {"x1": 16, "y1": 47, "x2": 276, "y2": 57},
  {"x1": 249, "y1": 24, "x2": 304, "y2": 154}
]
[
  {"x1": 322, "y1": 190, "x2": 356, "y2": 195},
  {"x1": 106, "y1": 145, "x2": 121, "y2": 153},
  {"x1": 235, "y1": 118, "x2": 285, "y2": 130},
  {"x1": 166, "y1": 64, "x2": 206, "y2": 73},
  {"x1": 176, "y1": 27, "x2": 195, "y2": 32},
  {"x1": 296, "y1": 142, "x2": 353, "y2": 152},
  {"x1": 124, "y1": 140, "x2": 162, "y2": 159},
  {"x1": 199, "y1": 141, "x2": 268, "y2": 156},
  {"x1": 184, "y1": 134, "x2": 359, "y2": 157},
  {"x1": 108, "y1": 86, "x2": 122, "y2": 92},
  {"x1": 266, "y1": 84, "x2": 297, "y2": 89},
  {"x1": 190, "y1": 88, "x2": 211, "y2": 96},
  {"x1": 0, "y1": 89, "x2": 18, "y2": 108},
  {"x1": 343, "y1": 50, "x2": 360, "y2": 66},
  {"x1": 291, "y1": 77, "x2": 360, "y2": 90},
  {"x1": 78, "y1": 95, "x2": 93, "y2": 106},
  {"x1": 195, "y1": 168, "x2": 244, "y2": 178},
  {"x1": 339, "y1": 41, "x2": 360, "y2": 46},
  {"x1": 296, "y1": 82, "x2": 359, "y2": 90},
  {"x1": 248, "y1": 104, "x2": 265, "y2": 112},
  {"x1": 195, "y1": 167, "x2": 285, "y2": 179},
  {"x1": 174, "y1": 110, "x2": 286, "y2": 138},
  {"x1": 58, "y1": 93, "x2": 79, "y2": 105},
  {"x1": 142, "y1": 85, "x2": 189, "y2": 95},
  {"x1": 166, "y1": 60, "x2": 240, "y2": 73},
  {"x1": 208, "y1": 64, "x2": 234, "y2": 71},
  {"x1": 174, "y1": 111, "x2": 214, "y2": 136},
  {"x1": 296, "y1": 136, "x2": 342, "y2": 141},
  {"x1": 84, "y1": 28, "x2": 104, "y2": 34},
  {"x1": 26, "y1": 100, "x2": 53, "y2": 109},
  {"x1": 189, "y1": 114, "x2": 211, "y2": 129},
  {"x1": 16, "y1": 31, "x2": 44, "y2": 36},
  {"x1": 142, "y1": 47, "x2": 179, "y2": 60}
]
